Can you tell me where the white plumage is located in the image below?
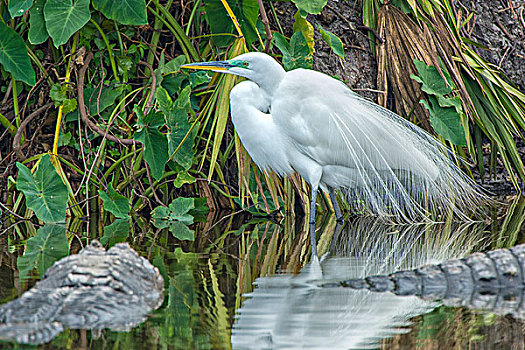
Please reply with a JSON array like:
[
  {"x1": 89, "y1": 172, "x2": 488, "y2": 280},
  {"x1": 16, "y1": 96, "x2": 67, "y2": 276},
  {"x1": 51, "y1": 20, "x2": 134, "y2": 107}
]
[{"x1": 182, "y1": 52, "x2": 486, "y2": 254}]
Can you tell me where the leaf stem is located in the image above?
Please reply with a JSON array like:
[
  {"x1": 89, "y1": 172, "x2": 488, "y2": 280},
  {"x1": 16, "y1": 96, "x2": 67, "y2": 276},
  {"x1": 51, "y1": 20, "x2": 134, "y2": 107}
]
[
  {"x1": 89, "y1": 18, "x2": 120, "y2": 82},
  {"x1": 52, "y1": 32, "x2": 78, "y2": 156},
  {"x1": 11, "y1": 77, "x2": 19, "y2": 128}
]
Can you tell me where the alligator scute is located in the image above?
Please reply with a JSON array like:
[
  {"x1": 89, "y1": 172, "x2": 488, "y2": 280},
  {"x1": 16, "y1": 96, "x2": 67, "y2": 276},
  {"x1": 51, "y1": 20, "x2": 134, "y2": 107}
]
[{"x1": 328, "y1": 244, "x2": 525, "y2": 319}]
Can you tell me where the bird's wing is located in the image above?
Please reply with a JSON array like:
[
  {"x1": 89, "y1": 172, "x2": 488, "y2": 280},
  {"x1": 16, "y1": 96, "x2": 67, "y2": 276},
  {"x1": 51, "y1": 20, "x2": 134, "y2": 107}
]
[
  {"x1": 272, "y1": 69, "x2": 439, "y2": 178},
  {"x1": 230, "y1": 80, "x2": 295, "y2": 177},
  {"x1": 271, "y1": 69, "x2": 482, "y2": 219}
]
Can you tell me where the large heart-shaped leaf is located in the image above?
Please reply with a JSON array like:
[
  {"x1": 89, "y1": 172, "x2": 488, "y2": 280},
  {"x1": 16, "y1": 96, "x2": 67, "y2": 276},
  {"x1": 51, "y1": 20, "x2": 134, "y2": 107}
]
[
  {"x1": 0, "y1": 22, "x2": 36, "y2": 85},
  {"x1": 17, "y1": 224, "x2": 69, "y2": 280},
  {"x1": 134, "y1": 110, "x2": 169, "y2": 180},
  {"x1": 91, "y1": 0, "x2": 147, "y2": 25},
  {"x1": 157, "y1": 86, "x2": 197, "y2": 170},
  {"x1": 421, "y1": 96, "x2": 466, "y2": 146},
  {"x1": 44, "y1": 0, "x2": 91, "y2": 47},
  {"x1": 100, "y1": 218, "x2": 130, "y2": 247},
  {"x1": 411, "y1": 60, "x2": 454, "y2": 97},
  {"x1": 99, "y1": 183, "x2": 130, "y2": 219},
  {"x1": 16, "y1": 154, "x2": 68, "y2": 223},
  {"x1": 9, "y1": 0, "x2": 34, "y2": 17},
  {"x1": 28, "y1": 0, "x2": 49, "y2": 45}
]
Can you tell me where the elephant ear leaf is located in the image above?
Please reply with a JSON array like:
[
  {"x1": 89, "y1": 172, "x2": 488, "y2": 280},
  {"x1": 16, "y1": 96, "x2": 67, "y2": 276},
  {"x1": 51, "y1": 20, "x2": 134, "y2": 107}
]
[
  {"x1": 16, "y1": 154, "x2": 68, "y2": 223},
  {"x1": 0, "y1": 22, "x2": 36, "y2": 85},
  {"x1": 29, "y1": 0, "x2": 50, "y2": 45},
  {"x1": 17, "y1": 224, "x2": 68, "y2": 280},
  {"x1": 91, "y1": 0, "x2": 147, "y2": 25},
  {"x1": 99, "y1": 183, "x2": 130, "y2": 219},
  {"x1": 8, "y1": 0, "x2": 33, "y2": 18},
  {"x1": 44, "y1": 0, "x2": 91, "y2": 47}
]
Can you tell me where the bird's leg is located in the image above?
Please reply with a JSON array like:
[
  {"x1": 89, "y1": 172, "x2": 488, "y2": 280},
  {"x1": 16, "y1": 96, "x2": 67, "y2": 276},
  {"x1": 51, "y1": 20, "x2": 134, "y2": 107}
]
[
  {"x1": 328, "y1": 187, "x2": 344, "y2": 223},
  {"x1": 309, "y1": 187, "x2": 318, "y2": 258},
  {"x1": 328, "y1": 220, "x2": 344, "y2": 255}
]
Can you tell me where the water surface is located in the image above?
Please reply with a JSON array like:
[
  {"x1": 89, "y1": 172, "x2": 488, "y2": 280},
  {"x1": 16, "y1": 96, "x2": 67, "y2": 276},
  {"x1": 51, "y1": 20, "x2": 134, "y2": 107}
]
[{"x1": 1, "y1": 196, "x2": 525, "y2": 349}]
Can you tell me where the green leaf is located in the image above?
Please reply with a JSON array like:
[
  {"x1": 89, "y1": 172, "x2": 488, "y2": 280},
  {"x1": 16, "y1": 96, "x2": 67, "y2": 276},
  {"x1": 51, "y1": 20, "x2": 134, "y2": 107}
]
[
  {"x1": 288, "y1": 31, "x2": 313, "y2": 70},
  {"x1": 136, "y1": 105, "x2": 165, "y2": 127},
  {"x1": 49, "y1": 82, "x2": 68, "y2": 106},
  {"x1": 438, "y1": 95, "x2": 463, "y2": 115},
  {"x1": 16, "y1": 154, "x2": 68, "y2": 223},
  {"x1": 204, "y1": 0, "x2": 259, "y2": 47},
  {"x1": 17, "y1": 224, "x2": 68, "y2": 280},
  {"x1": 62, "y1": 98, "x2": 77, "y2": 115},
  {"x1": 44, "y1": 0, "x2": 91, "y2": 47},
  {"x1": 173, "y1": 171, "x2": 196, "y2": 188},
  {"x1": 170, "y1": 90, "x2": 198, "y2": 169},
  {"x1": 293, "y1": 11, "x2": 314, "y2": 54},
  {"x1": 9, "y1": 0, "x2": 34, "y2": 18},
  {"x1": 66, "y1": 86, "x2": 122, "y2": 123},
  {"x1": 156, "y1": 86, "x2": 174, "y2": 113},
  {"x1": 154, "y1": 197, "x2": 195, "y2": 225},
  {"x1": 152, "y1": 255, "x2": 168, "y2": 289},
  {"x1": 0, "y1": 21, "x2": 36, "y2": 85},
  {"x1": 50, "y1": 83, "x2": 77, "y2": 114},
  {"x1": 134, "y1": 110, "x2": 169, "y2": 180},
  {"x1": 292, "y1": 0, "x2": 327, "y2": 14},
  {"x1": 151, "y1": 197, "x2": 195, "y2": 241},
  {"x1": 170, "y1": 221, "x2": 195, "y2": 241},
  {"x1": 99, "y1": 183, "x2": 130, "y2": 218},
  {"x1": 29, "y1": 0, "x2": 49, "y2": 45},
  {"x1": 57, "y1": 131, "x2": 73, "y2": 147},
  {"x1": 272, "y1": 31, "x2": 312, "y2": 71},
  {"x1": 157, "y1": 86, "x2": 197, "y2": 170},
  {"x1": 92, "y1": 0, "x2": 147, "y2": 25},
  {"x1": 161, "y1": 55, "x2": 187, "y2": 74},
  {"x1": 189, "y1": 197, "x2": 210, "y2": 217},
  {"x1": 117, "y1": 55, "x2": 133, "y2": 74},
  {"x1": 272, "y1": 32, "x2": 291, "y2": 57},
  {"x1": 100, "y1": 218, "x2": 130, "y2": 247},
  {"x1": 421, "y1": 96, "x2": 466, "y2": 146},
  {"x1": 411, "y1": 60, "x2": 454, "y2": 97},
  {"x1": 316, "y1": 24, "x2": 345, "y2": 59},
  {"x1": 189, "y1": 71, "x2": 211, "y2": 87},
  {"x1": 83, "y1": 86, "x2": 122, "y2": 115}
]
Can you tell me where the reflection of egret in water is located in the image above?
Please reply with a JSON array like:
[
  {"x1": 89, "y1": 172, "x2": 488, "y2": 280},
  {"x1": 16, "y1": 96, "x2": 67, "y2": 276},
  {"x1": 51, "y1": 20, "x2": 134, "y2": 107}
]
[{"x1": 231, "y1": 218, "x2": 486, "y2": 349}]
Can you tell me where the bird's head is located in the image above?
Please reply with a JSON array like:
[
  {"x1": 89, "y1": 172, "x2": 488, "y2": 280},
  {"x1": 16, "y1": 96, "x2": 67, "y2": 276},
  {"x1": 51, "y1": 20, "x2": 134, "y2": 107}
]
[{"x1": 181, "y1": 52, "x2": 285, "y2": 92}]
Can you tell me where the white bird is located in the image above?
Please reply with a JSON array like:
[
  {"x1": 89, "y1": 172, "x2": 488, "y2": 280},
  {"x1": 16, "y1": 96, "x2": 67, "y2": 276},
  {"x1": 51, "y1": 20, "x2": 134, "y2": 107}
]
[{"x1": 181, "y1": 52, "x2": 486, "y2": 256}]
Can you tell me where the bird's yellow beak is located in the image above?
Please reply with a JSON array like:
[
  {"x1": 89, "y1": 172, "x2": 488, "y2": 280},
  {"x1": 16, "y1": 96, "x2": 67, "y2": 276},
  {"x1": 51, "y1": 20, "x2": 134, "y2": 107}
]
[{"x1": 180, "y1": 61, "x2": 233, "y2": 72}]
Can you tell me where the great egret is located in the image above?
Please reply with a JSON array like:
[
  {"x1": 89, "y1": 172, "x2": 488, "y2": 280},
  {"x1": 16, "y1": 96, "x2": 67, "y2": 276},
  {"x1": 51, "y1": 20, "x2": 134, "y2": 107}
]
[{"x1": 181, "y1": 52, "x2": 486, "y2": 256}]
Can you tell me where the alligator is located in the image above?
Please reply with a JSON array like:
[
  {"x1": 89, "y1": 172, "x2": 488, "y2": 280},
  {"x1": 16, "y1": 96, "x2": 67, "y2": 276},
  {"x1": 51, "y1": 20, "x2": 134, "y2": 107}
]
[
  {"x1": 0, "y1": 241, "x2": 164, "y2": 345},
  {"x1": 322, "y1": 243, "x2": 525, "y2": 319}
]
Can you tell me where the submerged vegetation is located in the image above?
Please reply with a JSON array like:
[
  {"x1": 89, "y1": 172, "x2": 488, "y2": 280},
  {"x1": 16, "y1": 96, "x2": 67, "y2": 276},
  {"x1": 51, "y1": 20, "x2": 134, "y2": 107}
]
[{"x1": 0, "y1": 0, "x2": 524, "y2": 275}]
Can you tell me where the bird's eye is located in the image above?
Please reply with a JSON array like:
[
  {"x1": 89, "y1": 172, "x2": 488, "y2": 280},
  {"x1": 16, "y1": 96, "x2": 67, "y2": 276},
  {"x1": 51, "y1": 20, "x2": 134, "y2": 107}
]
[{"x1": 242, "y1": 62, "x2": 249, "y2": 67}]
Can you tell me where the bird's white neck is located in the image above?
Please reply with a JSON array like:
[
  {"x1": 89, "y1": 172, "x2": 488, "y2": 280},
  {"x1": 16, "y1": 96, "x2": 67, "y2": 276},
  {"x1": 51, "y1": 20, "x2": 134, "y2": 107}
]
[
  {"x1": 258, "y1": 67, "x2": 285, "y2": 99},
  {"x1": 248, "y1": 58, "x2": 286, "y2": 102}
]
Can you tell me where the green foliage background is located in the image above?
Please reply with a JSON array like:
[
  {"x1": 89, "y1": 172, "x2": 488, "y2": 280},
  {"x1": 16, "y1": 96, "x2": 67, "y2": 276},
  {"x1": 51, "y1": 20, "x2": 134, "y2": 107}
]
[{"x1": 0, "y1": 0, "x2": 524, "y2": 276}]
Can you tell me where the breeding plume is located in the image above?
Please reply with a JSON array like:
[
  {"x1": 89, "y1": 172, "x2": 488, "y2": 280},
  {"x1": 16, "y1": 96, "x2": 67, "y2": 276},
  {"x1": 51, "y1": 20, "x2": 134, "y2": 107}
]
[{"x1": 182, "y1": 52, "x2": 485, "y2": 253}]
